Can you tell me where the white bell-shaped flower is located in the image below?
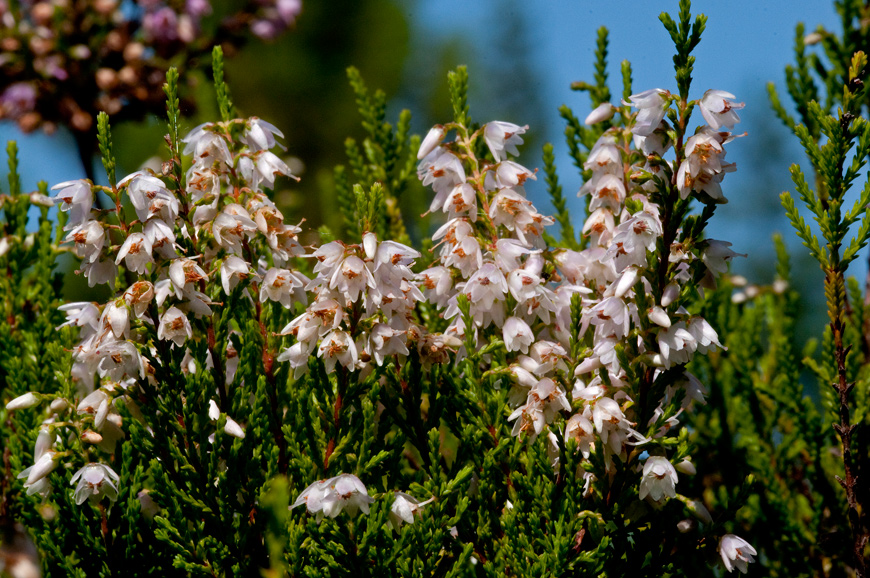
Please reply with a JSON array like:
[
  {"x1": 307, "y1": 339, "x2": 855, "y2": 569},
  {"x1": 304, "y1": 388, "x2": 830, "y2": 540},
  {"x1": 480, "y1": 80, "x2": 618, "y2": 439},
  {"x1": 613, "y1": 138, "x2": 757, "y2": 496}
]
[
  {"x1": 719, "y1": 534, "x2": 757, "y2": 574},
  {"x1": 115, "y1": 232, "x2": 153, "y2": 274},
  {"x1": 699, "y1": 89, "x2": 744, "y2": 131},
  {"x1": 483, "y1": 121, "x2": 527, "y2": 162},
  {"x1": 157, "y1": 307, "x2": 192, "y2": 347},
  {"x1": 70, "y1": 463, "x2": 120, "y2": 505},
  {"x1": 639, "y1": 456, "x2": 678, "y2": 501}
]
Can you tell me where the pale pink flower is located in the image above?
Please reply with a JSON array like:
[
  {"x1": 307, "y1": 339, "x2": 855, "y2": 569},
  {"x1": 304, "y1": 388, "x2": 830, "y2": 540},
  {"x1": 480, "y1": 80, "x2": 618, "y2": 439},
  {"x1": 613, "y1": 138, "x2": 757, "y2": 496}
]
[
  {"x1": 242, "y1": 117, "x2": 285, "y2": 151},
  {"x1": 221, "y1": 256, "x2": 255, "y2": 295},
  {"x1": 51, "y1": 179, "x2": 93, "y2": 229},
  {"x1": 417, "y1": 266, "x2": 453, "y2": 308},
  {"x1": 369, "y1": 324, "x2": 409, "y2": 365},
  {"x1": 292, "y1": 474, "x2": 373, "y2": 521},
  {"x1": 503, "y1": 316, "x2": 534, "y2": 353},
  {"x1": 418, "y1": 149, "x2": 466, "y2": 195},
  {"x1": 699, "y1": 89, "x2": 744, "y2": 131},
  {"x1": 494, "y1": 161, "x2": 536, "y2": 188},
  {"x1": 388, "y1": 493, "x2": 433, "y2": 530},
  {"x1": 124, "y1": 173, "x2": 178, "y2": 223},
  {"x1": 639, "y1": 456, "x2": 678, "y2": 501},
  {"x1": 140, "y1": 219, "x2": 176, "y2": 261},
  {"x1": 330, "y1": 255, "x2": 375, "y2": 303},
  {"x1": 484, "y1": 121, "x2": 528, "y2": 162},
  {"x1": 115, "y1": 233, "x2": 153, "y2": 274},
  {"x1": 443, "y1": 183, "x2": 477, "y2": 220},
  {"x1": 239, "y1": 150, "x2": 294, "y2": 190},
  {"x1": 66, "y1": 220, "x2": 105, "y2": 263},
  {"x1": 580, "y1": 174, "x2": 626, "y2": 212},
  {"x1": 71, "y1": 463, "x2": 120, "y2": 505},
  {"x1": 657, "y1": 322, "x2": 695, "y2": 368},
  {"x1": 318, "y1": 330, "x2": 358, "y2": 373},
  {"x1": 83, "y1": 258, "x2": 117, "y2": 287},
  {"x1": 627, "y1": 88, "x2": 670, "y2": 136},
  {"x1": 182, "y1": 123, "x2": 233, "y2": 168},
  {"x1": 213, "y1": 204, "x2": 257, "y2": 253},
  {"x1": 57, "y1": 302, "x2": 101, "y2": 335},
  {"x1": 101, "y1": 300, "x2": 130, "y2": 339},
  {"x1": 158, "y1": 307, "x2": 192, "y2": 347},
  {"x1": 719, "y1": 534, "x2": 757, "y2": 574},
  {"x1": 261, "y1": 267, "x2": 305, "y2": 307}
]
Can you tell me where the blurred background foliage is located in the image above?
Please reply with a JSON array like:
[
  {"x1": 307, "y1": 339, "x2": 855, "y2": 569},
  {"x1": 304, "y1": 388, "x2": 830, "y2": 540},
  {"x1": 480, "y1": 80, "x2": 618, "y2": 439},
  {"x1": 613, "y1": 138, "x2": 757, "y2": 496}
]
[{"x1": 107, "y1": 0, "x2": 546, "y2": 239}]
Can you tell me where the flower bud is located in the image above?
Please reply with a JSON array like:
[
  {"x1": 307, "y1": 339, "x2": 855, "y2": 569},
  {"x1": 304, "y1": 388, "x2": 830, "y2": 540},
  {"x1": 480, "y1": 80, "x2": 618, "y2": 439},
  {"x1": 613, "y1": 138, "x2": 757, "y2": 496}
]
[
  {"x1": 24, "y1": 452, "x2": 57, "y2": 486},
  {"x1": 677, "y1": 519, "x2": 695, "y2": 533},
  {"x1": 584, "y1": 102, "x2": 615, "y2": 125},
  {"x1": 648, "y1": 306, "x2": 671, "y2": 328},
  {"x1": 50, "y1": 398, "x2": 69, "y2": 413},
  {"x1": 687, "y1": 499, "x2": 712, "y2": 524},
  {"x1": 81, "y1": 430, "x2": 103, "y2": 444},
  {"x1": 661, "y1": 282, "x2": 680, "y2": 307},
  {"x1": 675, "y1": 459, "x2": 696, "y2": 475},
  {"x1": 224, "y1": 417, "x2": 245, "y2": 439},
  {"x1": 363, "y1": 232, "x2": 377, "y2": 260},
  {"x1": 6, "y1": 392, "x2": 41, "y2": 411},
  {"x1": 417, "y1": 125, "x2": 446, "y2": 160}
]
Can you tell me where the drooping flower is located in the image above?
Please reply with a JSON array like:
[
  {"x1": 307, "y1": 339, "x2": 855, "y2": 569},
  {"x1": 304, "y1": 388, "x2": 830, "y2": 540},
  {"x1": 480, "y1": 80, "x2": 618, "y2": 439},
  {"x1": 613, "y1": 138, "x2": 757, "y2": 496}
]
[
  {"x1": 699, "y1": 89, "x2": 745, "y2": 131},
  {"x1": 51, "y1": 180, "x2": 93, "y2": 229},
  {"x1": 388, "y1": 493, "x2": 433, "y2": 530},
  {"x1": 483, "y1": 121, "x2": 528, "y2": 162},
  {"x1": 503, "y1": 316, "x2": 534, "y2": 353},
  {"x1": 291, "y1": 474, "x2": 374, "y2": 521},
  {"x1": 115, "y1": 232, "x2": 153, "y2": 274},
  {"x1": 221, "y1": 256, "x2": 254, "y2": 296},
  {"x1": 157, "y1": 307, "x2": 192, "y2": 347},
  {"x1": 318, "y1": 330, "x2": 358, "y2": 373},
  {"x1": 70, "y1": 463, "x2": 120, "y2": 505},
  {"x1": 242, "y1": 117, "x2": 285, "y2": 151},
  {"x1": 66, "y1": 220, "x2": 105, "y2": 263},
  {"x1": 639, "y1": 456, "x2": 678, "y2": 501},
  {"x1": 627, "y1": 89, "x2": 670, "y2": 136},
  {"x1": 719, "y1": 534, "x2": 757, "y2": 574}
]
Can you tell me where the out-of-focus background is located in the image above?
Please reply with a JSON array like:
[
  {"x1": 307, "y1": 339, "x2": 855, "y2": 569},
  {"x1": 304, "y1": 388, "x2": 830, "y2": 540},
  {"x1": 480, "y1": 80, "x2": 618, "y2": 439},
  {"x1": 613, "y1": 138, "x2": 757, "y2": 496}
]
[{"x1": 0, "y1": 0, "x2": 841, "y2": 335}]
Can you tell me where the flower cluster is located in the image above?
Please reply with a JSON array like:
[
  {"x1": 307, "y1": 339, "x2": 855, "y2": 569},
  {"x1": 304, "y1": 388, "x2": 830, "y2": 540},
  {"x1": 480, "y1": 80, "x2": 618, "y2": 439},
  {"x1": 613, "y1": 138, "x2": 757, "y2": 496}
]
[
  {"x1": 409, "y1": 86, "x2": 751, "y2": 570},
  {"x1": 0, "y1": 1, "x2": 300, "y2": 133},
  {"x1": 7, "y1": 85, "x2": 754, "y2": 572}
]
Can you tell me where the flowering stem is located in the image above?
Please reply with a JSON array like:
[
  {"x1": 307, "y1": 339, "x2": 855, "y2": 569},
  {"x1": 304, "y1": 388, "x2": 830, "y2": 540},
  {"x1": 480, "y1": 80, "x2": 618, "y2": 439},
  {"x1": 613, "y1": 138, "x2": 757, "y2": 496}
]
[
  {"x1": 826, "y1": 260, "x2": 868, "y2": 577},
  {"x1": 457, "y1": 130, "x2": 499, "y2": 247},
  {"x1": 206, "y1": 323, "x2": 228, "y2": 412},
  {"x1": 323, "y1": 366, "x2": 348, "y2": 473},
  {"x1": 250, "y1": 281, "x2": 288, "y2": 476},
  {"x1": 396, "y1": 359, "x2": 433, "y2": 472}
]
